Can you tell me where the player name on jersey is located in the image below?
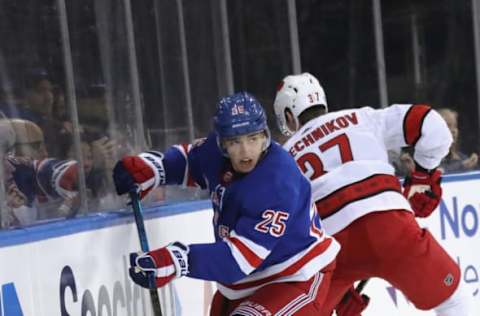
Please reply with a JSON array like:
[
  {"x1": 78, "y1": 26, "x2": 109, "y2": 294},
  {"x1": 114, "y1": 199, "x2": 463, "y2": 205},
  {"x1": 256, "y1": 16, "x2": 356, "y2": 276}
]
[{"x1": 289, "y1": 112, "x2": 358, "y2": 157}]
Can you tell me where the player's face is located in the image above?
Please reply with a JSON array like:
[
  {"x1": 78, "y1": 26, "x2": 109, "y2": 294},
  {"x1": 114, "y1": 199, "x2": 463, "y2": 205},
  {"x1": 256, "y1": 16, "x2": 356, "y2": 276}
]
[
  {"x1": 223, "y1": 131, "x2": 266, "y2": 173},
  {"x1": 14, "y1": 141, "x2": 48, "y2": 160}
]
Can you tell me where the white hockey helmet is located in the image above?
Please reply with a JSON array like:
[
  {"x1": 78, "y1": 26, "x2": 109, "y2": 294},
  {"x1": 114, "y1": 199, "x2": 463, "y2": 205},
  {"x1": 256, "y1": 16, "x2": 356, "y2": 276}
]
[{"x1": 273, "y1": 72, "x2": 328, "y2": 136}]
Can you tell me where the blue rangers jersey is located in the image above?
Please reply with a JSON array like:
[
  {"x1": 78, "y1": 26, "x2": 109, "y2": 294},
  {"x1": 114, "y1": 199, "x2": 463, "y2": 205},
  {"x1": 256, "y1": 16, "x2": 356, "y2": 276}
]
[{"x1": 146, "y1": 133, "x2": 340, "y2": 299}]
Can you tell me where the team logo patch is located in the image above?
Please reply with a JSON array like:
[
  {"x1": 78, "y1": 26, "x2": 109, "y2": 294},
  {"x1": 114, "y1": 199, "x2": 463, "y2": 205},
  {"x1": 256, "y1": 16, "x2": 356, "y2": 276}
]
[{"x1": 444, "y1": 273, "x2": 454, "y2": 286}]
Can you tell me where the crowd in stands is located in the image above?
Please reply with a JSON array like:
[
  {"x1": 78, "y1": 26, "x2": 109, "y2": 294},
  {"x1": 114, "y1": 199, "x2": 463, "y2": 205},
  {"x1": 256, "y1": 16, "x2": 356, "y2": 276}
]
[
  {"x1": 390, "y1": 107, "x2": 479, "y2": 177},
  {"x1": 0, "y1": 70, "x2": 137, "y2": 228},
  {"x1": 0, "y1": 70, "x2": 478, "y2": 229}
]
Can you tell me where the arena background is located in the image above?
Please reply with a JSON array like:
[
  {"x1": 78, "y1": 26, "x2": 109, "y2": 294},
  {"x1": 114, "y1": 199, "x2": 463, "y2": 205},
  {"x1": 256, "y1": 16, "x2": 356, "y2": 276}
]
[{"x1": 0, "y1": 0, "x2": 479, "y2": 315}]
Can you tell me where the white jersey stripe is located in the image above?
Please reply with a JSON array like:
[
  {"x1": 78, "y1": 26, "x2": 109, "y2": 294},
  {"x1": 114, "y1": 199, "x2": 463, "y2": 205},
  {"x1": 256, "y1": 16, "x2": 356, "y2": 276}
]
[
  {"x1": 223, "y1": 230, "x2": 271, "y2": 275},
  {"x1": 225, "y1": 238, "x2": 258, "y2": 275},
  {"x1": 231, "y1": 305, "x2": 264, "y2": 316},
  {"x1": 276, "y1": 272, "x2": 322, "y2": 315},
  {"x1": 229, "y1": 230, "x2": 270, "y2": 259},
  {"x1": 173, "y1": 144, "x2": 191, "y2": 186},
  {"x1": 217, "y1": 237, "x2": 339, "y2": 299}
]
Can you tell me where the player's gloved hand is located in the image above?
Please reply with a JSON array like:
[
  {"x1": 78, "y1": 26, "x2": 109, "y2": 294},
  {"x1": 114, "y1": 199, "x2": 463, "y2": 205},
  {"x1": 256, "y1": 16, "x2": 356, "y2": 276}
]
[
  {"x1": 112, "y1": 152, "x2": 165, "y2": 198},
  {"x1": 129, "y1": 242, "x2": 189, "y2": 289},
  {"x1": 403, "y1": 163, "x2": 442, "y2": 218},
  {"x1": 335, "y1": 286, "x2": 370, "y2": 316}
]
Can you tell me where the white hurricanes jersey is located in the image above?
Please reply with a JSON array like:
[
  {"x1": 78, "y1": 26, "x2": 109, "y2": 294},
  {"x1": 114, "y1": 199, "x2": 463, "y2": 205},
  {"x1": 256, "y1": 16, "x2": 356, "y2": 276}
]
[{"x1": 283, "y1": 104, "x2": 453, "y2": 235}]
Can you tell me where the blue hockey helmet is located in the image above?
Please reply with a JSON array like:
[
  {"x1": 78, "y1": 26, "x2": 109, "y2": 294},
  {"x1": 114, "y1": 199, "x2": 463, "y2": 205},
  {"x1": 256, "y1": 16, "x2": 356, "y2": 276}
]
[{"x1": 213, "y1": 92, "x2": 271, "y2": 155}]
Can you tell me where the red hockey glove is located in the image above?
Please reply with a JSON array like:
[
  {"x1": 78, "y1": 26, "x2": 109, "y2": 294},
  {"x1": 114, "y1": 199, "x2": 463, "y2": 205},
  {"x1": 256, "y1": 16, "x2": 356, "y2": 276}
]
[
  {"x1": 129, "y1": 242, "x2": 189, "y2": 289},
  {"x1": 113, "y1": 151, "x2": 165, "y2": 198},
  {"x1": 335, "y1": 286, "x2": 370, "y2": 316},
  {"x1": 403, "y1": 165, "x2": 442, "y2": 218}
]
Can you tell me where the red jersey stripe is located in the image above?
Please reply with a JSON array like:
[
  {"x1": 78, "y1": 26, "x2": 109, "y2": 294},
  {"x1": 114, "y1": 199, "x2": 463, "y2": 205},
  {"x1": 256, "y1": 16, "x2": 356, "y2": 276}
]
[
  {"x1": 222, "y1": 238, "x2": 333, "y2": 290},
  {"x1": 315, "y1": 174, "x2": 401, "y2": 219},
  {"x1": 186, "y1": 174, "x2": 197, "y2": 187},
  {"x1": 178, "y1": 143, "x2": 197, "y2": 186},
  {"x1": 228, "y1": 236, "x2": 263, "y2": 269},
  {"x1": 180, "y1": 143, "x2": 190, "y2": 155},
  {"x1": 403, "y1": 104, "x2": 431, "y2": 145}
]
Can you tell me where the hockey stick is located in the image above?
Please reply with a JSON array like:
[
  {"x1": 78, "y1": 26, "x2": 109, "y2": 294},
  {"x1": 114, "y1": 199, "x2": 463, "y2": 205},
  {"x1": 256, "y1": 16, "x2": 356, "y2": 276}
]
[
  {"x1": 354, "y1": 278, "x2": 369, "y2": 294},
  {"x1": 342, "y1": 278, "x2": 369, "y2": 302},
  {"x1": 336, "y1": 278, "x2": 370, "y2": 313},
  {"x1": 129, "y1": 189, "x2": 163, "y2": 316}
]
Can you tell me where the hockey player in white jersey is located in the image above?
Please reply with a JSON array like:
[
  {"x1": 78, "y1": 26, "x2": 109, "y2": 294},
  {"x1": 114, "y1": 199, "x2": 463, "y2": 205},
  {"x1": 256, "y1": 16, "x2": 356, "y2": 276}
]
[{"x1": 273, "y1": 73, "x2": 473, "y2": 316}]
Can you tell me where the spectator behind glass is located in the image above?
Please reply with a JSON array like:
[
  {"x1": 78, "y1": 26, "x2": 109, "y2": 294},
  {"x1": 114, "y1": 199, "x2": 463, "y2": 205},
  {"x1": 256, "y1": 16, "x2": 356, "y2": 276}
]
[
  {"x1": 9, "y1": 118, "x2": 48, "y2": 160},
  {"x1": 7, "y1": 119, "x2": 74, "y2": 221},
  {"x1": 0, "y1": 117, "x2": 38, "y2": 227},
  {"x1": 24, "y1": 74, "x2": 54, "y2": 119},
  {"x1": 438, "y1": 108, "x2": 478, "y2": 172},
  {"x1": 3, "y1": 69, "x2": 55, "y2": 123},
  {"x1": 1, "y1": 69, "x2": 68, "y2": 157},
  {"x1": 57, "y1": 131, "x2": 121, "y2": 212},
  {"x1": 0, "y1": 116, "x2": 25, "y2": 228},
  {"x1": 0, "y1": 114, "x2": 15, "y2": 155}
]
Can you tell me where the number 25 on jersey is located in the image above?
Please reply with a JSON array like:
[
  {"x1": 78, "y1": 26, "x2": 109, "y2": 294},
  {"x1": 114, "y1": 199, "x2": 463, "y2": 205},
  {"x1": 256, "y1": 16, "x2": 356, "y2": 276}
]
[{"x1": 255, "y1": 210, "x2": 289, "y2": 237}]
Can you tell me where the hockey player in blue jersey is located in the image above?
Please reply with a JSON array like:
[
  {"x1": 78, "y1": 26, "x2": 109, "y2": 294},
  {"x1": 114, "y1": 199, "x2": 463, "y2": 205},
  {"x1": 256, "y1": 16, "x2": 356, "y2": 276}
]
[{"x1": 113, "y1": 92, "x2": 340, "y2": 315}]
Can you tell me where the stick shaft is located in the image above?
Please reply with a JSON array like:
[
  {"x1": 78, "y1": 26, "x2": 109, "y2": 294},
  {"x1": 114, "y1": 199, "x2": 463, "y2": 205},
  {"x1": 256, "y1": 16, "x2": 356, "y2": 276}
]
[
  {"x1": 355, "y1": 279, "x2": 369, "y2": 293},
  {"x1": 338, "y1": 278, "x2": 370, "y2": 307},
  {"x1": 129, "y1": 190, "x2": 163, "y2": 316}
]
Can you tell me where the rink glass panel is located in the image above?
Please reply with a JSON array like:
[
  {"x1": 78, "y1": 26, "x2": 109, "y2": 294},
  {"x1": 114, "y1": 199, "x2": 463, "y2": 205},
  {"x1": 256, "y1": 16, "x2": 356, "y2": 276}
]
[
  {"x1": 0, "y1": 0, "x2": 79, "y2": 227},
  {"x1": 0, "y1": 0, "x2": 479, "y2": 229}
]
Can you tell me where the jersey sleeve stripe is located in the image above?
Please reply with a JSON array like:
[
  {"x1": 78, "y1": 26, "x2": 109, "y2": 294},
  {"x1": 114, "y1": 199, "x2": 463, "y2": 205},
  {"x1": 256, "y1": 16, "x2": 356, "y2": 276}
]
[
  {"x1": 173, "y1": 144, "x2": 198, "y2": 187},
  {"x1": 223, "y1": 237, "x2": 333, "y2": 290},
  {"x1": 186, "y1": 174, "x2": 197, "y2": 187},
  {"x1": 225, "y1": 236, "x2": 265, "y2": 273},
  {"x1": 229, "y1": 230, "x2": 270, "y2": 258},
  {"x1": 403, "y1": 104, "x2": 431, "y2": 146},
  {"x1": 173, "y1": 144, "x2": 189, "y2": 159},
  {"x1": 315, "y1": 174, "x2": 401, "y2": 219},
  {"x1": 180, "y1": 143, "x2": 190, "y2": 155},
  {"x1": 310, "y1": 222, "x2": 324, "y2": 238}
]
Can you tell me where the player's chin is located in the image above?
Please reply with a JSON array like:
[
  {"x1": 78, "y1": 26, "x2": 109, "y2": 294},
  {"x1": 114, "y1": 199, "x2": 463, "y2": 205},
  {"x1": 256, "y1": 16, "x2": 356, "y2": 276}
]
[{"x1": 234, "y1": 160, "x2": 256, "y2": 173}]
